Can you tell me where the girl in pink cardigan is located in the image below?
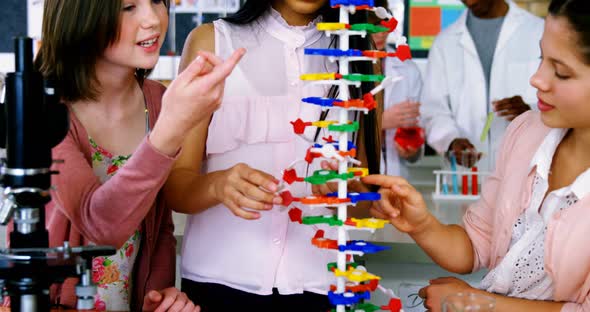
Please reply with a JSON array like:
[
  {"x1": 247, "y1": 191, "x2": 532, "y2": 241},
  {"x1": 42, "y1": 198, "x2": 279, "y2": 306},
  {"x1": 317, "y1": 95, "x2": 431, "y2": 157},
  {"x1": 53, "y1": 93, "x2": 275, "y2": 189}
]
[
  {"x1": 363, "y1": 0, "x2": 590, "y2": 311},
  {"x1": 33, "y1": 0, "x2": 243, "y2": 310}
]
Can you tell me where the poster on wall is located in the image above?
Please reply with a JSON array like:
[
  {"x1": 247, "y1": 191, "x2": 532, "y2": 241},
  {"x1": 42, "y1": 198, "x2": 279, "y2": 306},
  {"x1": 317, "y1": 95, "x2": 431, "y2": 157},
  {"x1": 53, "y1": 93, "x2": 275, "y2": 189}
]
[{"x1": 404, "y1": 0, "x2": 465, "y2": 57}]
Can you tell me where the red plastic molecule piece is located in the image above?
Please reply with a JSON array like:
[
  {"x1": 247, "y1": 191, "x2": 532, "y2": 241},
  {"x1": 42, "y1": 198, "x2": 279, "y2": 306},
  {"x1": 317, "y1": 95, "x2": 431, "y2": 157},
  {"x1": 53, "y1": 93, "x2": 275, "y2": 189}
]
[
  {"x1": 314, "y1": 230, "x2": 325, "y2": 239},
  {"x1": 329, "y1": 279, "x2": 379, "y2": 293},
  {"x1": 395, "y1": 44, "x2": 412, "y2": 61},
  {"x1": 291, "y1": 118, "x2": 311, "y2": 134},
  {"x1": 363, "y1": 93, "x2": 376, "y2": 110},
  {"x1": 344, "y1": 218, "x2": 357, "y2": 226},
  {"x1": 381, "y1": 18, "x2": 399, "y2": 33},
  {"x1": 279, "y1": 191, "x2": 300, "y2": 207},
  {"x1": 323, "y1": 135, "x2": 336, "y2": 143},
  {"x1": 382, "y1": 298, "x2": 403, "y2": 312},
  {"x1": 283, "y1": 169, "x2": 303, "y2": 185},
  {"x1": 289, "y1": 208, "x2": 303, "y2": 224}
]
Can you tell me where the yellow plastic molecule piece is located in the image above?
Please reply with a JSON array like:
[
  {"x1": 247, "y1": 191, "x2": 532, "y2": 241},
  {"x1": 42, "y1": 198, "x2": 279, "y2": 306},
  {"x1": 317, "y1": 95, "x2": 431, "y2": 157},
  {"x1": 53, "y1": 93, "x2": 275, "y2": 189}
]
[
  {"x1": 301, "y1": 73, "x2": 338, "y2": 81},
  {"x1": 347, "y1": 167, "x2": 369, "y2": 177},
  {"x1": 334, "y1": 267, "x2": 381, "y2": 283},
  {"x1": 317, "y1": 23, "x2": 348, "y2": 31},
  {"x1": 312, "y1": 120, "x2": 338, "y2": 128},
  {"x1": 350, "y1": 218, "x2": 390, "y2": 229}
]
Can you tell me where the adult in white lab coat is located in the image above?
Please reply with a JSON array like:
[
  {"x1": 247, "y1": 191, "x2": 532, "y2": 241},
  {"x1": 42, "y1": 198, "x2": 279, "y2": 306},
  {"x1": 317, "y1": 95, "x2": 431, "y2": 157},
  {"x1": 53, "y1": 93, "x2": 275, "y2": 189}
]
[
  {"x1": 380, "y1": 56, "x2": 423, "y2": 177},
  {"x1": 420, "y1": 0, "x2": 544, "y2": 171},
  {"x1": 370, "y1": 0, "x2": 423, "y2": 178}
]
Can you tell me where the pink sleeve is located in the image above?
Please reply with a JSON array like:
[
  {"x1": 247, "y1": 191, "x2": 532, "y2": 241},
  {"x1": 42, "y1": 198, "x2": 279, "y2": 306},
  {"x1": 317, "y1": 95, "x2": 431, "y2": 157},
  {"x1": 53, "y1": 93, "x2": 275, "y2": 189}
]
[
  {"x1": 207, "y1": 95, "x2": 300, "y2": 155},
  {"x1": 146, "y1": 206, "x2": 176, "y2": 292},
  {"x1": 50, "y1": 134, "x2": 178, "y2": 249},
  {"x1": 462, "y1": 112, "x2": 531, "y2": 272}
]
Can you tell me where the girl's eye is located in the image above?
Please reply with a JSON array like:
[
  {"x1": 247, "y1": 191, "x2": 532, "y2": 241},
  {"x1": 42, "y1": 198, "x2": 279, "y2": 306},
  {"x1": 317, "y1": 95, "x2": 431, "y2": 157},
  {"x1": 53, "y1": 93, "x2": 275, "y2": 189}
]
[
  {"x1": 555, "y1": 72, "x2": 570, "y2": 80},
  {"x1": 123, "y1": 5, "x2": 135, "y2": 11}
]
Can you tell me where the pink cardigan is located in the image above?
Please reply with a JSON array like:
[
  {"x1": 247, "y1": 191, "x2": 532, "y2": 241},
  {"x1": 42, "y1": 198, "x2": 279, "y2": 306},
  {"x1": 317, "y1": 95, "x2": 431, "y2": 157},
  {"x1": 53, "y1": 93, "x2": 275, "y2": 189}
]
[
  {"x1": 45, "y1": 80, "x2": 177, "y2": 310},
  {"x1": 464, "y1": 111, "x2": 590, "y2": 311}
]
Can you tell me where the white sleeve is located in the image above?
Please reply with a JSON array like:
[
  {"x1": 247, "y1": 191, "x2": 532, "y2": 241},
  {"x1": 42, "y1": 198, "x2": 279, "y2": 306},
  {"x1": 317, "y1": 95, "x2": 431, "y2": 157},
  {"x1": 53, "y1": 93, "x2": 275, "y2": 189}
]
[{"x1": 419, "y1": 40, "x2": 461, "y2": 155}]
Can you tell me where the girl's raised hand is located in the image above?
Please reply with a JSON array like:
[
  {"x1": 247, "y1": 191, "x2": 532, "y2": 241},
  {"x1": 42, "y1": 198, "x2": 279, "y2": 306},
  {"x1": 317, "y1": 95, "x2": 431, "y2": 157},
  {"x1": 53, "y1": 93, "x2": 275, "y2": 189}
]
[
  {"x1": 150, "y1": 48, "x2": 246, "y2": 156},
  {"x1": 361, "y1": 175, "x2": 431, "y2": 234}
]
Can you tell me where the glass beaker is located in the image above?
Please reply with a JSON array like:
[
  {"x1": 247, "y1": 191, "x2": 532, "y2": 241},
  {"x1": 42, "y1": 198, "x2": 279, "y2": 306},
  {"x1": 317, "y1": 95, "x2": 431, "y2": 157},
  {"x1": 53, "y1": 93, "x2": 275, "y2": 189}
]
[{"x1": 442, "y1": 292, "x2": 495, "y2": 312}]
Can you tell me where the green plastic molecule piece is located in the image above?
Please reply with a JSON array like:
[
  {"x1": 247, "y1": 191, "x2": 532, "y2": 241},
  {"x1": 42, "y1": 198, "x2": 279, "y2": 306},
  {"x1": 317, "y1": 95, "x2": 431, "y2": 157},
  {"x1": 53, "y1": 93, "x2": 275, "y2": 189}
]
[
  {"x1": 326, "y1": 262, "x2": 360, "y2": 272},
  {"x1": 302, "y1": 215, "x2": 343, "y2": 226},
  {"x1": 349, "y1": 23, "x2": 390, "y2": 34},
  {"x1": 342, "y1": 74, "x2": 385, "y2": 82},
  {"x1": 305, "y1": 170, "x2": 339, "y2": 185},
  {"x1": 353, "y1": 303, "x2": 382, "y2": 312},
  {"x1": 328, "y1": 122, "x2": 360, "y2": 132}
]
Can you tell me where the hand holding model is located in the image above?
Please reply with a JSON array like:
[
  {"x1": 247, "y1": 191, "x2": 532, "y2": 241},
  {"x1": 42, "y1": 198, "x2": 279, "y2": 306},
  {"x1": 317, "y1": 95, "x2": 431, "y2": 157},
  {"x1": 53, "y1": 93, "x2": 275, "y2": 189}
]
[
  {"x1": 211, "y1": 163, "x2": 283, "y2": 220},
  {"x1": 361, "y1": 174, "x2": 432, "y2": 235}
]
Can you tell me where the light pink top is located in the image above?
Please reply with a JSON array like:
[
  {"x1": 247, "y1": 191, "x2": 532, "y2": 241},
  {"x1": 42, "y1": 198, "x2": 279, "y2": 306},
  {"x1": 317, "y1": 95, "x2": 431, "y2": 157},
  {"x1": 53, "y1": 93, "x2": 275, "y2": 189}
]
[
  {"x1": 463, "y1": 111, "x2": 590, "y2": 311},
  {"x1": 181, "y1": 8, "x2": 343, "y2": 295}
]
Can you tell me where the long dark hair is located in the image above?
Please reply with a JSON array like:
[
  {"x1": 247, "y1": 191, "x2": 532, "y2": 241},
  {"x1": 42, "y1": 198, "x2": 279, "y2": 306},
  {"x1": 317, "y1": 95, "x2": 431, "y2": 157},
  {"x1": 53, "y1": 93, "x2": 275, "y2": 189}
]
[
  {"x1": 224, "y1": 1, "x2": 382, "y2": 175},
  {"x1": 549, "y1": 0, "x2": 590, "y2": 64}
]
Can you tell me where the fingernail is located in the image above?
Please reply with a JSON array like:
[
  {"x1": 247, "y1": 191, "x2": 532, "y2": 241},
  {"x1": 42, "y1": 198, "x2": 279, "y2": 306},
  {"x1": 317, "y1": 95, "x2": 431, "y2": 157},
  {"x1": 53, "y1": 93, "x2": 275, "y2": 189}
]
[
  {"x1": 267, "y1": 183, "x2": 278, "y2": 192},
  {"x1": 265, "y1": 204, "x2": 273, "y2": 210},
  {"x1": 273, "y1": 197, "x2": 283, "y2": 205}
]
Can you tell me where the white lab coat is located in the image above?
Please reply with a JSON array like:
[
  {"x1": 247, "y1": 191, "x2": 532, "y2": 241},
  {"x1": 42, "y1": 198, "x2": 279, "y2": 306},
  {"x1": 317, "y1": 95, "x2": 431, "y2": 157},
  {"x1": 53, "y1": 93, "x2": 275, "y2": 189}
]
[
  {"x1": 380, "y1": 54, "x2": 422, "y2": 178},
  {"x1": 420, "y1": 0, "x2": 544, "y2": 171}
]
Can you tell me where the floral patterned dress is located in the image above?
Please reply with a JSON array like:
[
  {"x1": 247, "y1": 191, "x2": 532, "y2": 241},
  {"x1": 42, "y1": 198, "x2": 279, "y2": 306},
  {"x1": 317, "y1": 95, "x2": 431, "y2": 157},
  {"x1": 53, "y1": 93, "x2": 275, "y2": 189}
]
[{"x1": 89, "y1": 137, "x2": 141, "y2": 311}]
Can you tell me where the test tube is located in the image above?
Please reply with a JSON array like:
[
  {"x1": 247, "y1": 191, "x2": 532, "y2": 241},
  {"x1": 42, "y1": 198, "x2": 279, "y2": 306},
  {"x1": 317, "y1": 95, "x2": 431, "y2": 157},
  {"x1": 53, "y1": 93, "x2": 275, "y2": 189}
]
[
  {"x1": 472, "y1": 166, "x2": 479, "y2": 195},
  {"x1": 450, "y1": 153, "x2": 459, "y2": 195}
]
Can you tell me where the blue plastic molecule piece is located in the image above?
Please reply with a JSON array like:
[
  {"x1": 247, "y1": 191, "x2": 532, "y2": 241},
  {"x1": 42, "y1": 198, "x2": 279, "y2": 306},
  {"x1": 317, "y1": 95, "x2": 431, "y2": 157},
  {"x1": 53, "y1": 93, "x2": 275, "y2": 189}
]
[
  {"x1": 331, "y1": 0, "x2": 375, "y2": 7},
  {"x1": 347, "y1": 192, "x2": 381, "y2": 203},
  {"x1": 339, "y1": 240, "x2": 390, "y2": 254},
  {"x1": 450, "y1": 154, "x2": 459, "y2": 195},
  {"x1": 328, "y1": 291, "x2": 371, "y2": 306},
  {"x1": 305, "y1": 48, "x2": 363, "y2": 57},
  {"x1": 326, "y1": 192, "x2": 381, "y2": 204},
  {"x1": 302, "y1": 97, "x2": 342, "y2": 107},
  {"x1": 313, "y1": 141, "x2": 357, "y2": 151}
]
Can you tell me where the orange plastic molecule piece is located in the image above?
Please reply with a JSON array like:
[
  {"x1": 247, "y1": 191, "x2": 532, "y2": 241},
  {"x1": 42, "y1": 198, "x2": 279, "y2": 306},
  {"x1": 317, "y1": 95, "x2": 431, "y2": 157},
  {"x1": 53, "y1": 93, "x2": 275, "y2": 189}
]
[
  {"x1": 301, "y1": 196, "x2": 350, "y2": 205},
  {"x1": 336, "y1": 99, "x2": 365, "y2": 109},
  {"x1": 311, "y1": 230, "x2": 338, "y2": 250},
  {"x1": 362, "y1": 50, "x2": 389, "y2": 58}
]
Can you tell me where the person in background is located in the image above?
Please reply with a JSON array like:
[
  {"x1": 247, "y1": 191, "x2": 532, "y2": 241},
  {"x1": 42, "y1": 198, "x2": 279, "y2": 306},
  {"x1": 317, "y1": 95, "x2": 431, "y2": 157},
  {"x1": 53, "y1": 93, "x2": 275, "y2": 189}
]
[
  {"x1": 369, "y1": 0, "x2": 423, "y2": 178},
  {"x1": 420, "y1": 0, "x2": 543, "y2": 170},
  {"x1": 364, "y1": 0, "x2": 590, "y2": 310},
  {"x1": 32, "y1": 0, "x2": 243, "y2": 310}
]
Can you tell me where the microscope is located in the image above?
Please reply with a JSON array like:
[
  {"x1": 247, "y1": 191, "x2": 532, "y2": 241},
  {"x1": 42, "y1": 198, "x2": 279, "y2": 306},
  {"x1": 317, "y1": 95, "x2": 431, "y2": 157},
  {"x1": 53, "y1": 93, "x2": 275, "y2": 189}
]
[{"x1": 0, "y1": 37, "x2": 115, "y2": 311}]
